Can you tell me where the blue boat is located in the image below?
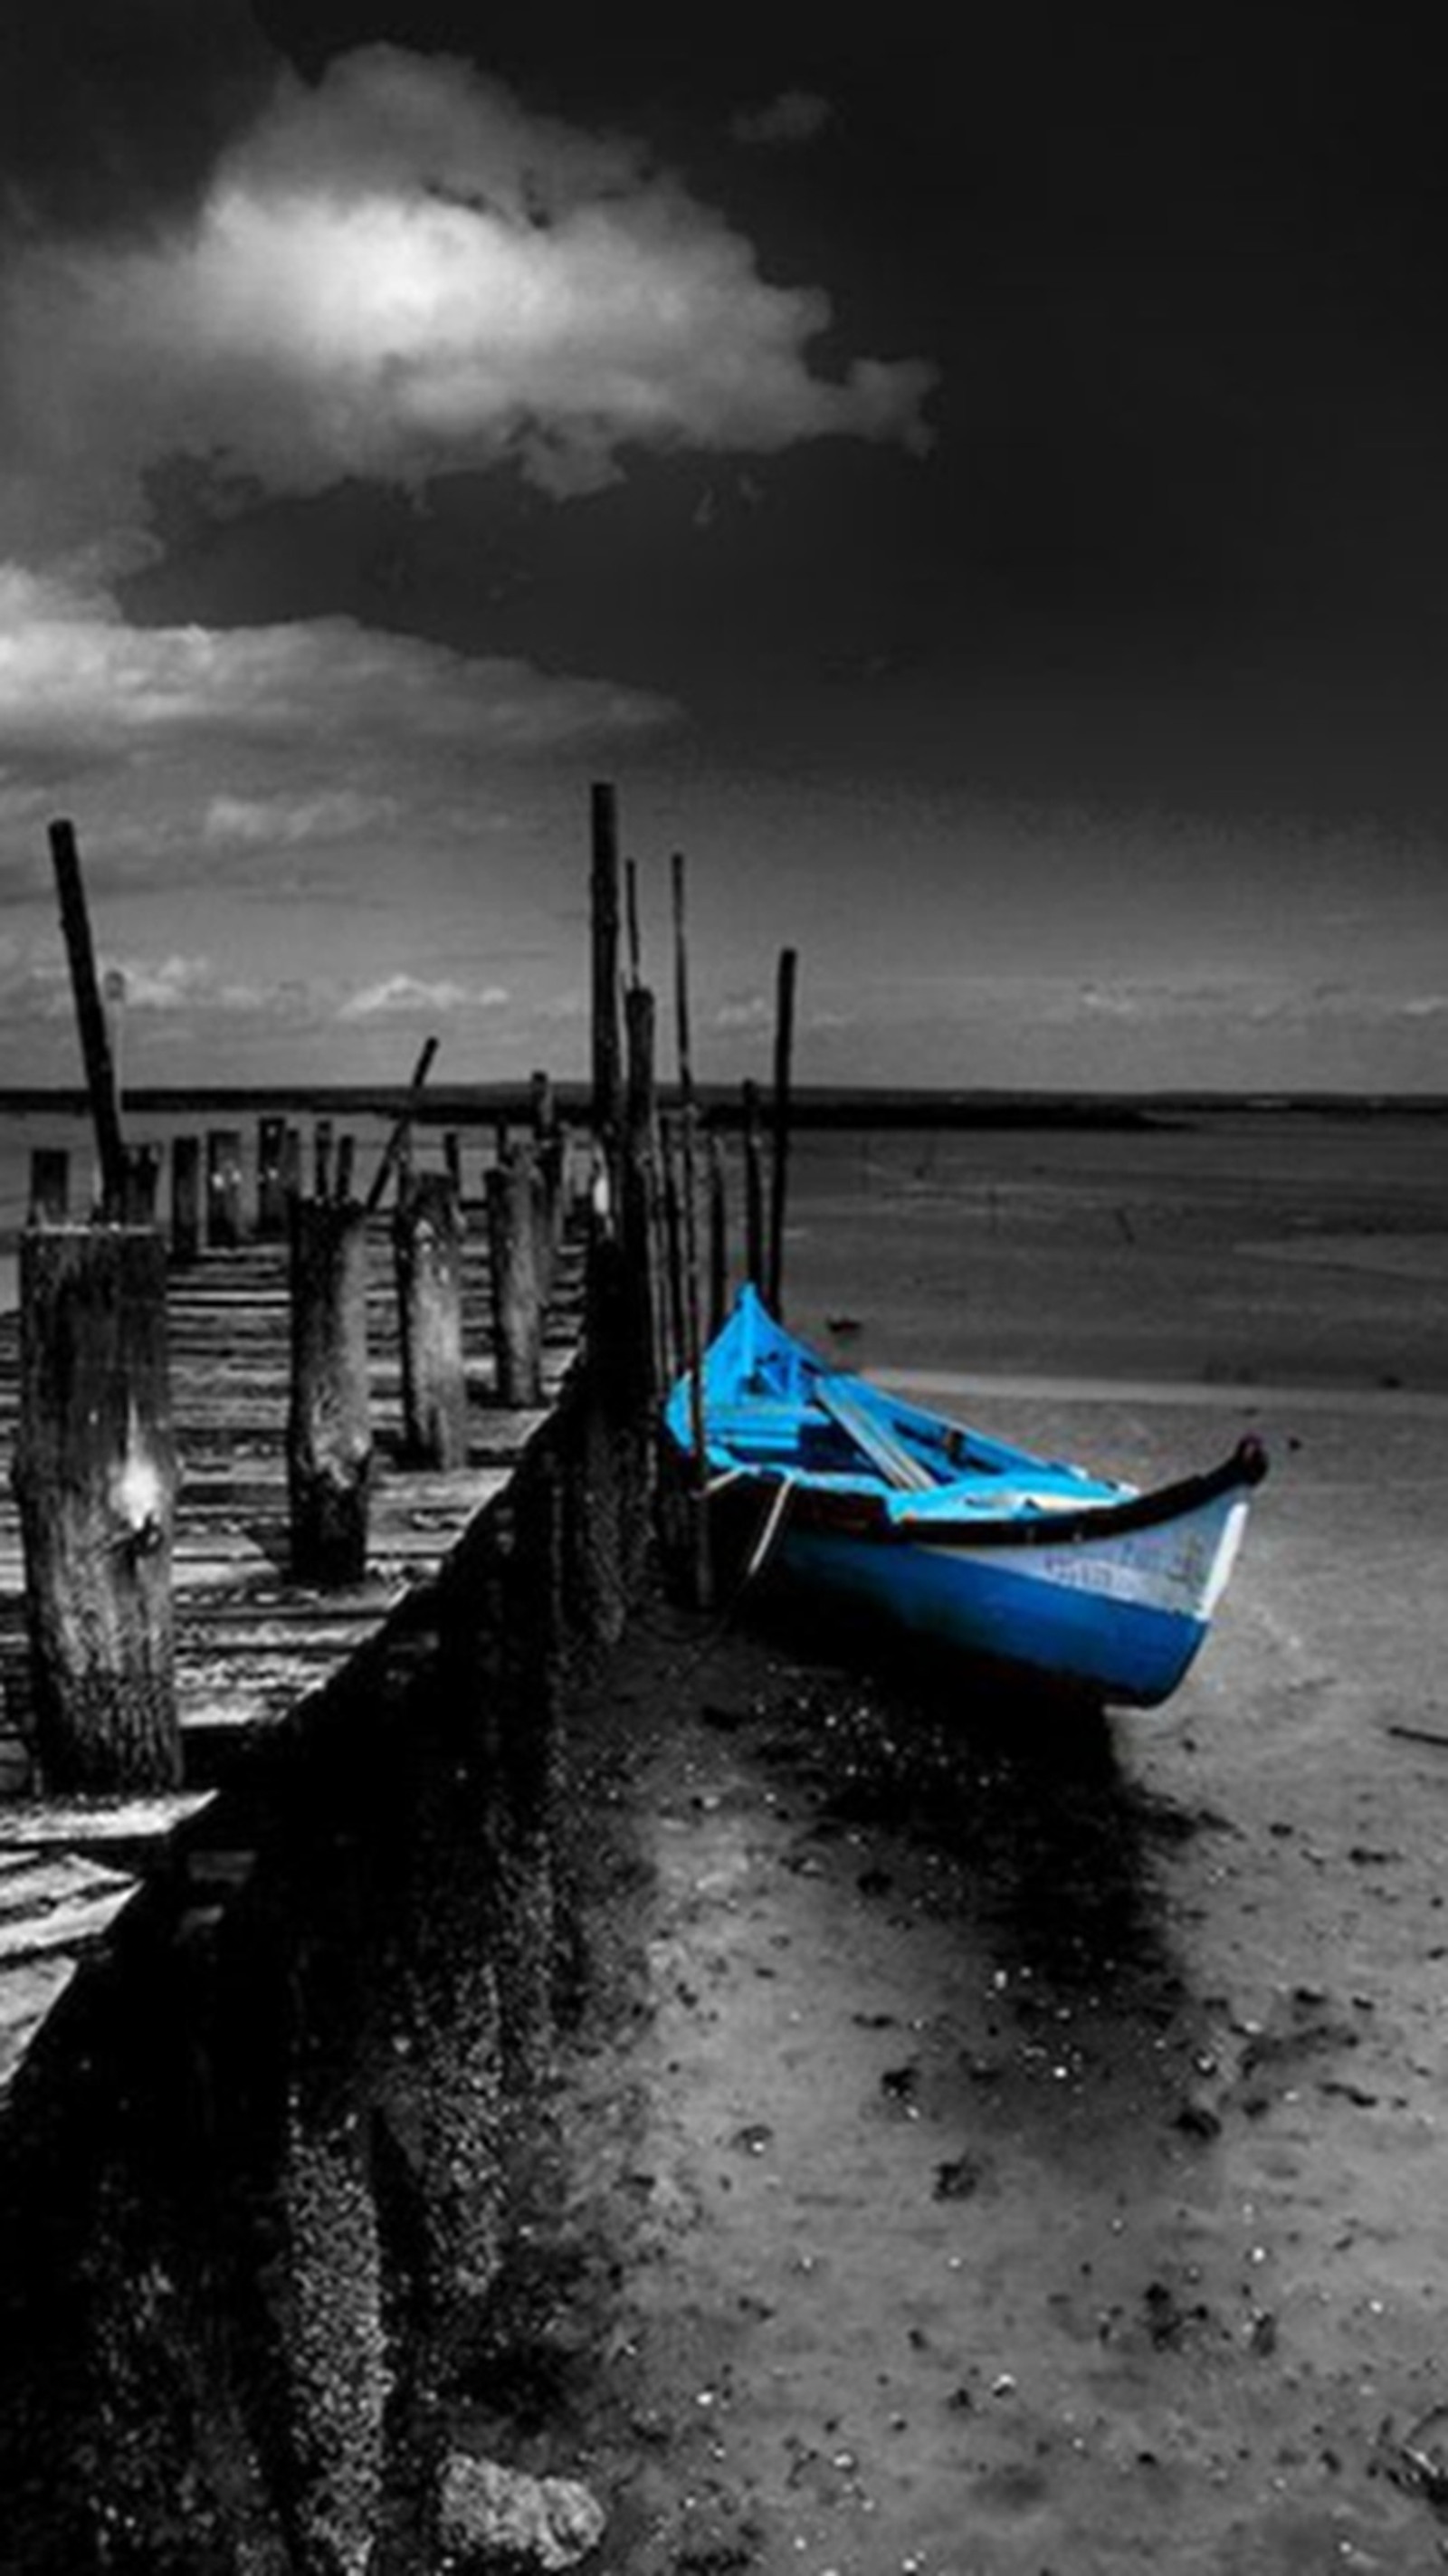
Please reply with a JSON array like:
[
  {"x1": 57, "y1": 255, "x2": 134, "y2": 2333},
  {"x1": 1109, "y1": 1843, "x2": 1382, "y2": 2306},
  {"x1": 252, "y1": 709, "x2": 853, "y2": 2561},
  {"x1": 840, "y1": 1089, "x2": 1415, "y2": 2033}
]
[{"x1": 665, "y1": 1286, "x2": 1267, "y2": 1708}]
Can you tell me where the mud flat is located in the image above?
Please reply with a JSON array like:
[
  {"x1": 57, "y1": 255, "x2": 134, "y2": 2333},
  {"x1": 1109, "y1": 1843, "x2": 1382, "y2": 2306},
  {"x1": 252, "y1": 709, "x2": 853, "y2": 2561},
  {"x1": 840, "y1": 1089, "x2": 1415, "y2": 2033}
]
[{"x1": 477, "y1": 1110, "x2": 1448, "y2": 2572}]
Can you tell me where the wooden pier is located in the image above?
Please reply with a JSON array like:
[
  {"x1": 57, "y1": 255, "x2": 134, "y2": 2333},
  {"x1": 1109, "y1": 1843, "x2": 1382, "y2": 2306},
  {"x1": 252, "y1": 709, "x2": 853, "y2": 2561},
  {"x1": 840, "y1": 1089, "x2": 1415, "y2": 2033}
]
[
  {"x1": 0, "y1": 787, "x2": 809, "y2": 2571},
  {"x1": 0, "y1": 1182, "x2": 586, "y2": 2109}
]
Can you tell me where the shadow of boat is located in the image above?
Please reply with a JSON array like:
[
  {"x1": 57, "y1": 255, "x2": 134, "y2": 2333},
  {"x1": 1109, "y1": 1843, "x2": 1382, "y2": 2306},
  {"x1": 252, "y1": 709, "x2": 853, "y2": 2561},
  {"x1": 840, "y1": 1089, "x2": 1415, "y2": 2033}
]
[{"x1": 741, "y1": 1589, "x2": 1210, "y2": 2027}]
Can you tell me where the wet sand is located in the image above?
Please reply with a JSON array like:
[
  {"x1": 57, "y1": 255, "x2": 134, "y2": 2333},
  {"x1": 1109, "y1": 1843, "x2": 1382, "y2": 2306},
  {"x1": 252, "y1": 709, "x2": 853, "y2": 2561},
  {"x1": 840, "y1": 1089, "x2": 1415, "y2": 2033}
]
[{"x1": 463, "y1": 1112, "x2": 1448, "y2": 2574}]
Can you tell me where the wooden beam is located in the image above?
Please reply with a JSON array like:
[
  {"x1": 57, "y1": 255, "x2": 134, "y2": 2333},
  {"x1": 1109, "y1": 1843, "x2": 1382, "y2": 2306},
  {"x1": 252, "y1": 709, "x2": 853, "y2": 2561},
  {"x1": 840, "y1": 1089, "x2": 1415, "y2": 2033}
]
[{"x1": 363, "y1": 1035, "x2": 440, "y2": 1215}]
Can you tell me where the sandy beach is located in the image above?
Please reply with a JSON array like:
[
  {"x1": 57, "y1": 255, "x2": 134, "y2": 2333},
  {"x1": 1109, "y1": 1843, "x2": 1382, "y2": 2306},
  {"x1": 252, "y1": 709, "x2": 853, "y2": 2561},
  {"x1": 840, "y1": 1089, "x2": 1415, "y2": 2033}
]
[{"x1": 462, "y1": 1108, "x2": 1448, "y2": 2574}]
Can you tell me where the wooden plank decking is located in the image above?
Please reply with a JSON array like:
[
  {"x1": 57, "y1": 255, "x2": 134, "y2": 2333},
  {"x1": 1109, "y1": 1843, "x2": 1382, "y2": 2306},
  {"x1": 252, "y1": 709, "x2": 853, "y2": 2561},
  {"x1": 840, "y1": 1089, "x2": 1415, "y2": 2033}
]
[{"x1": 0, "y1": 1205, "x2": 586, "y2": 2104}]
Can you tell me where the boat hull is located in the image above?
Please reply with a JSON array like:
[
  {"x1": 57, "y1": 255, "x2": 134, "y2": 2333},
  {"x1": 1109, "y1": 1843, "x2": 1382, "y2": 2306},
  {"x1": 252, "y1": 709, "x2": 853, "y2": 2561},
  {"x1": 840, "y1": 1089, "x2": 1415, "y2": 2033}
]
[
  {"x1": 667, "y1": 1284, "x2": 1265, "y2": 1709},
  {"x1": 775, "y1": 1479, "x2": 1250, "y2": 1706}
]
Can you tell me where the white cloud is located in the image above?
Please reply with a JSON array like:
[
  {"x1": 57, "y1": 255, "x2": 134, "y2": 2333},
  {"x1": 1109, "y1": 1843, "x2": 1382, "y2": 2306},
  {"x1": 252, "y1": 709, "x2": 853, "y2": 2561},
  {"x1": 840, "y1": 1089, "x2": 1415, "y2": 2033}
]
[
  {"x1": 109, "y1": 952, "x2": 272, "y2": 1013},
  {"x1": 0, "y1": 565, "x2": 674, "y2": 773},
  {"x1": 1074, "y1": 975, "x2": 1448, "y2": 1031},
  {"x1": 0, "y1": 44, "x2": 934, "y2": 559},
  {"x1": 202, "y1": 789, "x2": 399, "y2": 850},
  {"x1": 730, "y1": 91, "x2": 834, "y2": 148},
  {"x1": 711, "y1": 991, "x2": 772, "y2": 1032},
  {"x1": 338, "y1": 970, "x2": 510, "y2": 1021}
]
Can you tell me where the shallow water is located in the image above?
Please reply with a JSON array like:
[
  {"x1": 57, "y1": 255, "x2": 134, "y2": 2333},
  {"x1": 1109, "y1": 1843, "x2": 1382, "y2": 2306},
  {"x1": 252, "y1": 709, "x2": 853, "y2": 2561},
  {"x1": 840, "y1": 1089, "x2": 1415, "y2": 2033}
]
[
  {"x1": 5, "y1": 1102, "x2": 1443, "y2": 1379},
  {"x1": 775, "y1": 1111, "x2": 1448, "y2": 1397}
]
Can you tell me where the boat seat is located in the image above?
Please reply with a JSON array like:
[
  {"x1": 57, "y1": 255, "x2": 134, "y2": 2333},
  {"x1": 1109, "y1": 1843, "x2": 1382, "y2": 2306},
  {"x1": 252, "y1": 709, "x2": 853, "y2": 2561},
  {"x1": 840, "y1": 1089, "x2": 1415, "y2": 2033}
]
[{"x1": 814, "y1": 1377, "x2": 939, "y2": 1491}]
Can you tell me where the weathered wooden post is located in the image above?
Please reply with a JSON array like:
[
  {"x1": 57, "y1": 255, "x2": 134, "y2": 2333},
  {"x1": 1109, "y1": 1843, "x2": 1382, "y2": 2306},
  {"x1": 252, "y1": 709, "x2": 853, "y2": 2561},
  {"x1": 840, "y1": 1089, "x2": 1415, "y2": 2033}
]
[
  {"x1": 28, "y1": 1150, "x2": 69, "y2": 1225},
  {"x1": 622, "y1": 982, "x2": 660, "y2": 1404},
  {"x1": 206, "y1": 1129, "x2": 243, "y2": 1249},
  {"x1": 624, "y1": 854, "x2": 643, "y2": 989},
  {"x1": 767, "y1": 946, "x2": 798, "y2": 1318},
  {"x1": 334, "y1": 1132, "x2": 357, "y2": 1204},
  {"x1": 287, "y1": 1196, "x2": 372, "y2": 1586},
  {"x1": 48, "y1": 820, "x2": 128, "y2": 1218},
  {"x1": 393, "y1": 1169, "x2": 468, "y2": 1468},
  {"x1": 486, "y1": 1142, "x2": 542, "y2": 1407},
  {"x1": 442, "y1": 1129, "x2": 462, "y2": 1197},
  {"x1": 313, "y1": 1117, "x2": 333, "y2": 1204},
  {"x1": 102, "y1": 965, "x2": 128, "y2": 1127},
  {"x1": 282, "y1": 1125, "x2": 303, "y2": 1202},
  {"x1": 171, "y1": 1135, "x2": 202, "y2": 1263},
  {"x1": 256, "y1": 1114, "x2": 288, "y2": 1238},
  {"x1": 14, "y1": 1223, "x2": 180, "y2": 1792},
  {"x1": 708, "y1": 1128, "x2": 729, "y2": 1337},
  {"x1": 590, "y1": 781, "x2": 623, "y2": 1164},
  {"x1": 122, "y1": 1143, "x2": 160, "y2": 1225},
  {"x1": 659, "y1": 1114, "x2": 685, "y2": 1387},
  {"x1": 672, "y1": 851, "x2": 712, "y2": 1608},
  {"x1": 529, "y1": 1068, "x2": 565, "y2": 1292},
  {"x1": 529, "y1": 1069, "x2": 557, "y2": 1146},
  {"x1": 741, "y1": 1077, "x2": 766, "y2": 1291}
]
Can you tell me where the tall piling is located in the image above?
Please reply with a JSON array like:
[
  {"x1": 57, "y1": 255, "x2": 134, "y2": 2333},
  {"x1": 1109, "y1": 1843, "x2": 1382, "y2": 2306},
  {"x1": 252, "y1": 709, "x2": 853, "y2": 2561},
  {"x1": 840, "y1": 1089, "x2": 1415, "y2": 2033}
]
[
  {"x1": 708, "y1": 1129, "x2": 728, "y2": 1336},
  {"x1": 48, "y1": 819, "x2": 128, "y2": 1219},
  {"x1": 622, "y1": 982, "x2": 661, "y2": 1405},
  {"x1": 767, "y1": 946, "x2": 798, "y2": 1318},
  {"x1": 672, "y1": 851, "x2": 712, "y2": 1608},
  {"x1": 741, "y1": 1078, "x2": 766, "y2": 1292},
  {"x1": 590, "y1": 781, "x2": 623, "y2": 1163},
  {"x1": 14, "y1": 1223, "x2": 180, "y2": 1792},
  {"x1": 287, "y1": 1197, "x2": 372, "y2": 1586},
  {"x1": 659, "y1": 1115, "x2": 685, "y2": 1388}
]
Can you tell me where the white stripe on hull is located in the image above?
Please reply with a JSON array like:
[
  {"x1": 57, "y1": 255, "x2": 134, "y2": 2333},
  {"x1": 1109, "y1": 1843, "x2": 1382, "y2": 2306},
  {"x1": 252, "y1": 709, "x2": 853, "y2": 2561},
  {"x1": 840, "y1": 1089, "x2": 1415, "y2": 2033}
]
[{"x1": 910, "y1": 1490, "x2": 1247, "y2": 1622}]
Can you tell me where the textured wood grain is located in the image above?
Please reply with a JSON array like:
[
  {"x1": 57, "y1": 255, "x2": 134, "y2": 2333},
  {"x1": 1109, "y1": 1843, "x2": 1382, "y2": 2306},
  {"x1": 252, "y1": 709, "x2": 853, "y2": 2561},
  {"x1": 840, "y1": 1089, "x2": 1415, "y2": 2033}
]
[{"x1": 0, "y1": 1192, "x2": 583, "y2": 2106}]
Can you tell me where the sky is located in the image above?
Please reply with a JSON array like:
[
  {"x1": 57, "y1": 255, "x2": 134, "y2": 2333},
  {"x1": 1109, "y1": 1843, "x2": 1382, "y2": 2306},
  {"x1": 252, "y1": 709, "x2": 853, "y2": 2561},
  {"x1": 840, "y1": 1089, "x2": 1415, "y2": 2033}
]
[{"x1": 2, "y1": 3, "x2": 1447, "y2": 1094}]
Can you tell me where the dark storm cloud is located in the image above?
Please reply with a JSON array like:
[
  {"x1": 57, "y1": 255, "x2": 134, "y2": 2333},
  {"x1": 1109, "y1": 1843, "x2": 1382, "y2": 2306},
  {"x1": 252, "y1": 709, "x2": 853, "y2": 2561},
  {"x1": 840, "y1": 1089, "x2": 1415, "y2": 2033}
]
[{"x1": 0, "y1": 27, "x2": 934, "y2": 572}]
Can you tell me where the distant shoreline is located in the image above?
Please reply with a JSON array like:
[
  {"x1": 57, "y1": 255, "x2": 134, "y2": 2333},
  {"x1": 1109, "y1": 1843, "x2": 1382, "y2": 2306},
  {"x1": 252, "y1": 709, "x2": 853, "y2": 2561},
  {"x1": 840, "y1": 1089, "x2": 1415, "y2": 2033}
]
[{"x1": 1, "y1": 1085, "x2": 1444, "y2": 1132}]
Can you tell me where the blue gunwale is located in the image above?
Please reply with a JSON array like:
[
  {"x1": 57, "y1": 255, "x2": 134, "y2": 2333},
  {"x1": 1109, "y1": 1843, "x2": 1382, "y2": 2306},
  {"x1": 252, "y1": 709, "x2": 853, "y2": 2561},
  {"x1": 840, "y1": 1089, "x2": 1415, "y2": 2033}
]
[{"x1": 666, "y1": 1285, "x2": 1267, "y2": 1554}]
